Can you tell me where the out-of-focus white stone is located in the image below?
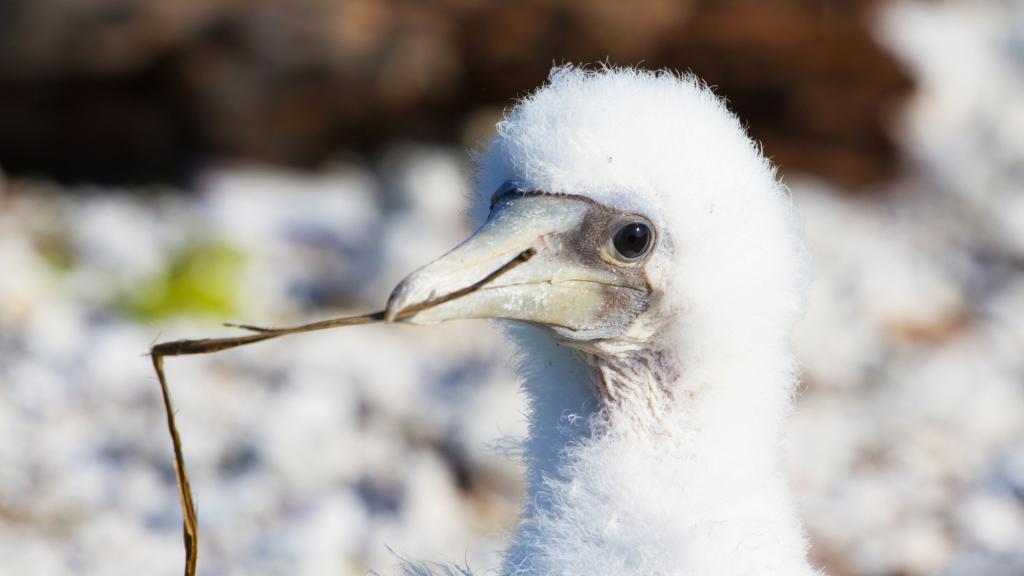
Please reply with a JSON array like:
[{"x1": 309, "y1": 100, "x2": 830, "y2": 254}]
[{"x1": 959, "y1": 492, "x2": 1024, "y2": 553}]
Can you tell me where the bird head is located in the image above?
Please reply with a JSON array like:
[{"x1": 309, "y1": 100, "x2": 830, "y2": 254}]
[{"x1": 386, "y1": 66, "x2": 808, "y2": 363}]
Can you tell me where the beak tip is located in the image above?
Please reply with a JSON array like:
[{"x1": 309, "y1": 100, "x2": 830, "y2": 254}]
[{"x1": 384, "y1": 280, "x2": 414, "y2": 323}]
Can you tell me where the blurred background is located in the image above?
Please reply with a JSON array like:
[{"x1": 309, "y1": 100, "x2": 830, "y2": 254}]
[{"x1": 1, "y1": 0, "x2": 1023, "y2": 574}]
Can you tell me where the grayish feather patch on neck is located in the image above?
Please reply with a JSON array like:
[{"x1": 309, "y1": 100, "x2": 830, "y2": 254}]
[{"x1": 578, "y1": 347, "x2": 682, "y2": 433}]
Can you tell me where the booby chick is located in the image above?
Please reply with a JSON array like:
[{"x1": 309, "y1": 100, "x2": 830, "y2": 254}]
[{"x1": 386, "y1": 66, "x2": 819, "y2": 576}]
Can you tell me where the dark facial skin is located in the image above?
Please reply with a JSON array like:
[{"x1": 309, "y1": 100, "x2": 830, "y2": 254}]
[{"x1": 489, "y1": 189, "x2": 657, "y2": 342}]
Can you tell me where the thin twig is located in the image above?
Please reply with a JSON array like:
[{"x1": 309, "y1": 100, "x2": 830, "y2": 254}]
[
  {"x1": 151, "y1": 353, "x2": 199, "y2": 576},
  {"x1": 149, "y1": 311, "x2": 385, "y2": 576},
  {"x1": 148, "y1": 247, "x2": 536, "y2": 576}
]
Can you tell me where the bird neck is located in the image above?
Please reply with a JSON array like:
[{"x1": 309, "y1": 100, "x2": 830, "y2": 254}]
[
  {"x1": 577, "y1": 346, "x2": 682, "y2": 433},
  {"x1": 502, "y1": 326, "x2": 814, "y2": 575}
]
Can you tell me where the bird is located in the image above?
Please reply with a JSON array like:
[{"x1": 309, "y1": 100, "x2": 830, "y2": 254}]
[{"x1": 384, "y1": 65, "x2": 819, "y2": 576}]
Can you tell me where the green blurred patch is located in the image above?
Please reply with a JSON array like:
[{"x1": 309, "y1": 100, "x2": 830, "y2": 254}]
[
  {"x1": 125, "y1": 242, "x2": 246, "y2": 320},
  {"x1": 35, "y1": 232, "x2": 76, "y2": 272}
]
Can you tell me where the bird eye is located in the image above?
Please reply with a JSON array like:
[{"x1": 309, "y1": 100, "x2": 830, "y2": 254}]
[{"x1": 611, "y1": 222, "x2": 653, "y2": 261}]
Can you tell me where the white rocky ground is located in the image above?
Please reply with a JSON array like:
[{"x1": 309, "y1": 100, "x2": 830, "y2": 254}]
[{"x1": 1, "y1": 2, "x2": 1022, "y2": 575}]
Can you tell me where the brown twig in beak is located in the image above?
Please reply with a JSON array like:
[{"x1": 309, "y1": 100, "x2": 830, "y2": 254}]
[
  {"x1": 148, "y1": 248, "x2": 536, "y2": 576},
  {"x1": 149, "y1": 311, "x2": 385, "y2": 576}
]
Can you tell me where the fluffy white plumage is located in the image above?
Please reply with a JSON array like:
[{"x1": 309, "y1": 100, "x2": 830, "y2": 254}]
[{"x1": 405, "y1": 65, "x2": 818, "y2": 575}]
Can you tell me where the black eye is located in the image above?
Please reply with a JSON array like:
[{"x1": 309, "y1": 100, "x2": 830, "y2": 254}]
[{"x1": 612, "y1": 222, "x2": 653, "y2": 261}]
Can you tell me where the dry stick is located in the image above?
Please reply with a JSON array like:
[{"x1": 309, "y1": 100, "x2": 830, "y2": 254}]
[
  {"x1": 152, "y1": 353, "x2": 200, "y2": 576},
  {"x1": 149, "y1": 248, "x2": 536, "y2": 576},
  {"x1": 150, "y1": 311, "x2": 385, "y2": 576}
]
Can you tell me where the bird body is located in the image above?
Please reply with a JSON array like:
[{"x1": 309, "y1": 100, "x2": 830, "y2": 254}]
[{"x1": 389, "y1": 66, "x2": 818, "y2": 576}]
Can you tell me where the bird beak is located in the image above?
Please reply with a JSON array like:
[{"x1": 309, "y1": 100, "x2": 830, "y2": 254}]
[{"x1": 385, "y1": 194, "x2": 643, "y2": 334}]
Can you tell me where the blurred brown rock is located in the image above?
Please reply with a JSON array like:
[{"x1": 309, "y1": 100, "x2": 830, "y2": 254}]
[{"x1": 0, "y1": 0, "x2": 910, "y2": 187}]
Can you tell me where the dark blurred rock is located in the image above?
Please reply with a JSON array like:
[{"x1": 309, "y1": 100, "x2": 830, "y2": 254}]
[
  {"x1": 661, "y1": 0, "x2": 911, "y2": 188},
  {"x1": 0, "y1": 0, "x2": 910, "y2": 187}
]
